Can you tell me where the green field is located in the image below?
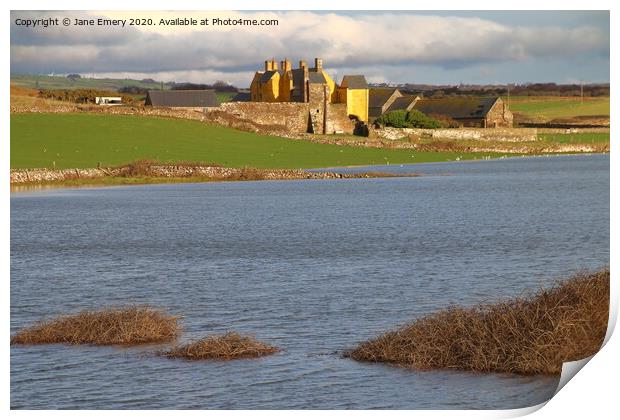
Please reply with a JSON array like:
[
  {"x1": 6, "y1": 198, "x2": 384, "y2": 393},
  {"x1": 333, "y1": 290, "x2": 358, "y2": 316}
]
[
  {"x1": 216, "y1": 92, "x2": 236, "y2": 103},
  {"x1": 508, "y1": 96, "x2": 610, "y2": 120},
  {"x1": 10, "y1": 114, "x2": 504, "y2": 170}
]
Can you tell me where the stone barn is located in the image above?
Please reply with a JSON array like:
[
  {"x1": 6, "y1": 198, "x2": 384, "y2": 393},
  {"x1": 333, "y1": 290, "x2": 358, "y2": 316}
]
[
  {"x1": 145, "y1": 90, "x2": 219, "y2": 108},
  {"x1": 411, "y1": 97, "x2": 513, "y2": 128},
  {"x1": 368, "y1": 88, "x2": 403, "y2": 121}
]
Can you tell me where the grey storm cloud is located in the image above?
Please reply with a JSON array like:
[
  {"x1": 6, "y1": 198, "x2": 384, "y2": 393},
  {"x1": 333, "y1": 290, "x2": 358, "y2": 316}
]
[{"x1": 10, "y1": 11, "x2": 610, "y2": 76}]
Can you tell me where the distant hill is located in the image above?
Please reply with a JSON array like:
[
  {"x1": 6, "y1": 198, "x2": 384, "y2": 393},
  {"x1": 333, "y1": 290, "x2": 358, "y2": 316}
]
[
  {"x1": 369, "y1": 82, "x2": 609, "y2": 98},
  {"x1": 10, "y1": 75, "x2": 239, "y2": 103},
  {"x1": 10, "y1": 74, "x2": 169, "y2": 91}
]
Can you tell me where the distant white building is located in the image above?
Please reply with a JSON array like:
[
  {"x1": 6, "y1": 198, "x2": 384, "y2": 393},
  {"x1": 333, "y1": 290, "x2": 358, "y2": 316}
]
[{"x1": 95, "y1": 97, "x2": 122, "y2": 105}]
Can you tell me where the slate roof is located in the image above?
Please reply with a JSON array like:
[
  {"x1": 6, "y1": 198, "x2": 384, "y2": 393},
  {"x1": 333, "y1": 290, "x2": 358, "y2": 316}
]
[
  {"x1": 369, "y1": 88, "x2": 400, "y2": 109},
  {"x1": 290, "y1": 69, "x2": 306, "y2": 101},
  {"x1": 308, "y1": 72, "x2": 327, "y2": 84},
  {"x1": 341, "y1": 75, "x2": 368, "y2": 89},
  {"x1": 385, "y1": 95, "x2": 418, "y2": 113},
  {"x1": 260, "y1": 70, "x2": 281, "y2": 83},
  {"x1": 412, "y1": 97, "x2": 499, "y2": 119},
  {"x1": 291, "y1": 68, "x2": 305, "y2": 84},
  {"x1": 145, "y1": 90, "x2": 219, "y2": 107},
  {"x1": 231, "y1": 91, "x2": 251, "y2": 102}
]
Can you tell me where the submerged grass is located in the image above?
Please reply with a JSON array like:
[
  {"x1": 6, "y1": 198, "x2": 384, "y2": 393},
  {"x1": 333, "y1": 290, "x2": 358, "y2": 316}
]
[
  {"x1": 10, "y1": 306, "x2": 181, "y2": 346},
  {"x1": 349, "y1": 269, "x2": 609, "y2": 375},
  {"x1": 160, "y1": 332, "x2": 280, "y2": 360}
]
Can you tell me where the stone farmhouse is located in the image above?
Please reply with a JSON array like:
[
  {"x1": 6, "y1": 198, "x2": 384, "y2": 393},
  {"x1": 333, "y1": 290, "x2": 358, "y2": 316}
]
[
  {"x1": 144, "y1": 58, "x2": 512, "y2": 133},
  {"x1": 249, "y1": 58, "x2": 369, "y2": 134},
  {"x1": 248, "y1": 58, "x2": 512, "y2": 130},
  {"x1": 412, "y1": 96, "x2": 513, "y2": 128}
]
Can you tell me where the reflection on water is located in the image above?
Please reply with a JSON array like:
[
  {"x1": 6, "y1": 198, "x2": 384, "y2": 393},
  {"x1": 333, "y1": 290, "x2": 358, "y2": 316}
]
[
  {"x1": 10, "y1": 183, "x2": 112, "y2": 193},
  {"x1": 10, "y1": 154, "x2": 609, "y2": 409}
]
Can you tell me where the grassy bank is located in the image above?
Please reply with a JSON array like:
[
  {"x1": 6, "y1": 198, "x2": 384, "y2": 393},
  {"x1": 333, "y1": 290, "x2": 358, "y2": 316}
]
[
  {"x1": 410, "y1": 131, "x2": 609, "y2": 154},
  {"x1": 349, "y1": 269, "x2": 609, "y2": 375},
  {"x1": 11, "y1": 306, "x2": 181, "y2": 346},
  {"x1": 10, "y1": 160, "x2": 420, "y2": 190},
  {"x1": 10, "y1": 113, "x2": 505, "y2": 170},
  {"x1": 10, "y1": 173, "x2": 416, "y2": 191}
]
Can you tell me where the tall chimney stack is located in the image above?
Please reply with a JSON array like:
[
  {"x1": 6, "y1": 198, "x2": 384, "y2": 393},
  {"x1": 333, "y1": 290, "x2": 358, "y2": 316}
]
[
  {"x1": 314, "y1": 57, "x2": 323, "y2": 70},
  {"x1": 300, "y1": 60, "x2": 309, "y2": 102},
  {"x1": 282, "y1": 58, "x2": 291, "y2": 72}
]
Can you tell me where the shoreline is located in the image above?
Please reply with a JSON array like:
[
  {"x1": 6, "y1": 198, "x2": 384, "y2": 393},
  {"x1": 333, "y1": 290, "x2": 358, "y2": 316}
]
[
  {"x1": 11, "y1": 153, "x2": 608, "y2": 191},
  {"x1": 310, "y1": 151, "x2": 607, "y2": 171},
  {"x1": 10, "y1": 162, "x2": 422, "y2": 191}
]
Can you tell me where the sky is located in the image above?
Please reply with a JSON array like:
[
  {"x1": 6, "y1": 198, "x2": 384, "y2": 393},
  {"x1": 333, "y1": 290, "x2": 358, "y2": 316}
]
[{"x1": 10, "y1": 10, "x2": 610, "y2": 86}]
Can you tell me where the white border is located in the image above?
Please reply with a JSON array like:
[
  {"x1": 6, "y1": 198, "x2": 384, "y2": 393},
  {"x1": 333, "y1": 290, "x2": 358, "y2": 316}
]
[{"x1": 4, "y1": 1, "x2": 616, "y2": 419}]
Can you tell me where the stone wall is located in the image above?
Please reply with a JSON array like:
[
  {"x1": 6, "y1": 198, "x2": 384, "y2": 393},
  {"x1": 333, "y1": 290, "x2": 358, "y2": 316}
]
[
  {"x1": 11, "y1": 102, "x2": 210, "y2": 122},
  {"x1": 10, "y1": 165, "x2": 397, "y2": 185},
  {"x1": 216, "y1": 102, "x2": 309, "y2": 132},
  {"x1": 326, "y1": 103, "x2": 355, "y2": 134},
  {"x1": 456, "y1": 118, "x2": 486, "y2": 128},
  {"x1": 376, "y1": 127, "x2": 539, "y2": 142},
  {"x1": 210, "y1": 101, "x2": 354, "y2": 135}
]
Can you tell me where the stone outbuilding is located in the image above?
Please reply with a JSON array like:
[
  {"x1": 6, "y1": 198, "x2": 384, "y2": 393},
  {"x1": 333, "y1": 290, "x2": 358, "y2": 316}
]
[
  {"x1": 369, "y1": 88, "x2": 513, "y2": 128},
  {"x1": 145, "y1": 90, "x2": 219, "y2": 108},
  {"x1": 384, "y1": 95, "x2": 419, "y2": 114},
  {"x1": 368, "y1": 88, "x2": 403, "y2": 120},
  {"x1": 411, "y1": 97, "x2": 513, "y2": 128}
]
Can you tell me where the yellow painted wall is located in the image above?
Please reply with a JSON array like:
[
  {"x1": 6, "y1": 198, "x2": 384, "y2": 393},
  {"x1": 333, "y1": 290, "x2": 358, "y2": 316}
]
[
  {"x1": 264, "y1": 72, "x2": 281, "y2": 102},
  {"x1": 346, "y1": 89, "x2": 369, "y2": 123},
  {"x1": 250, "y1": 64, "x2": 346, "y2": 105},
  {"x1": 321, "y1": 70, "x2": 337, "y2": 103},
  {"x1": 279, "y1": 72, "x2": 293, "y2": 102},
  {"x1": 250, "y1": 72, "x2": 282, "y2": 102}
]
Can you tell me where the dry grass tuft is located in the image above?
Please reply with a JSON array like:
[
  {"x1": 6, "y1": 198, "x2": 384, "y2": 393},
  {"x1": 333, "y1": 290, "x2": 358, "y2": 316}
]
[
  {"x1": 11, "y1": 306, "x2": 181, "y2": 346},
  {"x1": 161, "y1": 332, "x2": 280, "y2": 360},
  {"x1": 349, "y1": 269, "x2": 609, "y2": 375}
]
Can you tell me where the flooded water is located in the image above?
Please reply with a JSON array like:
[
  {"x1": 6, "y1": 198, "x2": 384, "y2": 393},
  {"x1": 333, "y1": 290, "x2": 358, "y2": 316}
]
[{"x1": 10, "y1": 154, "x2": 609, "y2": 409}]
